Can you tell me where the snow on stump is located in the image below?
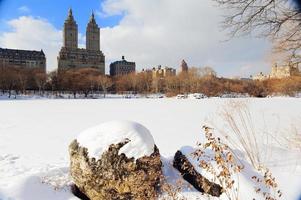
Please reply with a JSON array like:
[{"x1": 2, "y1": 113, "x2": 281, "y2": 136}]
[
  {"x1": 69, "y1": 120, "x2": 163, "y2": 200},
  {"x1": 173, "y1": 150, "x2": 223, "y2": 197}
]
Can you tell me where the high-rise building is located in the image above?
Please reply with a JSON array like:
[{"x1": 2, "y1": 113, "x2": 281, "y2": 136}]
[
  {"x1": 110, "y1": 56, "x2": 136, "y2": 76},
  {"x1": 86, "y1": 13, "x2": 100, "y2": 51},
  {"x1": 63, "y1": 9, "x2": 78, "y2": 49},
  {"x1": 151, "y1": 65, "x2": 176, "y2": 79},
  {"x1": 179, "y1": 59, "x2": 188, "y2": 73},
  {"x1": 57, "y1": 9, "x2": 105, "y2": 74}
]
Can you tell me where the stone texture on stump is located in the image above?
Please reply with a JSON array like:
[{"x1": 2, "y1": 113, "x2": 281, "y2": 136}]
[
  {"x1": 69, "y1": 139, "x2": 162, "y2": 200},
  {"x1": 173, "y1": 150, "x2": 223, "y2": 197}
]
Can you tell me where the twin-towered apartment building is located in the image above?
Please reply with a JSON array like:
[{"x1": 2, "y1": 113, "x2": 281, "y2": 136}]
[{"x1": 57, "y1": 9, "x2": 106, "y2": 74}]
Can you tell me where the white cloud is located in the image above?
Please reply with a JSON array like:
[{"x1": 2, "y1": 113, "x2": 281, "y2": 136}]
[
  {"x1": 99, "y1": 0, "x2": 271, "y2": 77},
  {"x1": 18, "y1": 6, "x2": 31, "y2": 13},
  {"x1": 0, "y1": 1, "x2": 272, "y2": 77},
  {"x1": 0, "y1": 16, "x2": 89, "y2": 72},
  {"x1": 0, "y1": 16, "x2": 61, "y2": 71}
]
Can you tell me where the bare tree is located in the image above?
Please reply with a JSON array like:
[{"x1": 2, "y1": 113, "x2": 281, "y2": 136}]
[
  {"x1": 34, "y1": 70, "x2": 47, "y2": 95},
  {"x1": 214, "y1": 0, "x2": 301, "y2": 64},
  {"x1": 61, "y1": 69, "x2": 85, "y2": 98},
  {"x1": 0, "y1": 66, "x2": 19, "y2": 98},
  {"x1": 17, "y1": 69, "x2": 28, "y2": 94},
  {"x1": 197, "y1": 66, "x2": 217, "y2": 78},
  {"x1": 115, "y1": 75, "x2": 132, "y2": 93},
  {"x1": 152, "y1": 77, "x2": 165, "y2": 94},
  {"x1": 136, "y1": 72, "x2": 153, "y2": 94},
  {"x1": 47, "y1": 70, "x2": 61, "y2": 97},
  {"x1": 0, "y1": 67, "x2": 6, "y2": 94},
  {"x1": 96, "y1": 75, "x2": 113, "y2": 98},
  {"x1": 128, "y1": 73, "x2": 139, "y2": 94},
  {"x1": 165, "y1": 75, "x2": 180, "y2": 95}
]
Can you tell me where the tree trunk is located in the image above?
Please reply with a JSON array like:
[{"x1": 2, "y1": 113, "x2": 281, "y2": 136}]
[
  {"x1": 173, "y1": 150, "x2": 223, "y2": 197},
  {"x1": 103, "y1": 89, "x2": 106, "y2": 98}
]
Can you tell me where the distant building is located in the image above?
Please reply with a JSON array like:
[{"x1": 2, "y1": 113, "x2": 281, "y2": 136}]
[
  {"x1": 57, "y1": 9, "x2": 105, "y2": 73},
  {"x1": 252, "y1": 62, "x2": 300, "y2": 80},
  {"x1": 151, "y1": 65, "x2": 176, "y2": 79},
  {"x1": 240, "y1": 77, "x2": 252, "y2": 81},
  {"x1": 252, "y1": 72, "x2": 269, "y2": 81},
  {"x1": 141, "y1": 68, "x2": 153, "y2": 76},
  {"x1": 110, "y1": 56, "x2": 136, "y2": 76},
  {"x1": 0, "y1": 48, "x2": 46, "y2": 71},
  {"x1": 270, "y1": 63, "x2": 300, "y2": 79},
  {"x1": 179, "y1": 59, "x2": 188, "y2": 73}
]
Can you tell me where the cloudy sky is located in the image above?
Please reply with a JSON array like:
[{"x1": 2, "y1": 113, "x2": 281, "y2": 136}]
[{"x1": 0, "y1": 0, "x2": 272, "y2": 77}]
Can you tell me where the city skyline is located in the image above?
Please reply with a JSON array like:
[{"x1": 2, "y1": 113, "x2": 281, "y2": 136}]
[{"x1": 0, "y1": 0, "x2": 271, "y2": 77}]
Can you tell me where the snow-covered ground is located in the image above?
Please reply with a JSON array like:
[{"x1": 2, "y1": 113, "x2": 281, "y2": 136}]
[
  {"x1": 0, "y1": 93, "x2": 164, "y2": 100},
  {"x1": 0, "y1": 98, "x2": 300, "y2": 200}
]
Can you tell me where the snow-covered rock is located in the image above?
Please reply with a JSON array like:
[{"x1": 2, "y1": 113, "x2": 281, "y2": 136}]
[
  {"x1": 76, "y1": 120, "x2": 155, "y2": 160},
  {"x1": 69, "y1": 120, "x2": 162, "y2": 200},
  {"x1": 173, "y1": 150, "x2": 223, "y2": 197}
]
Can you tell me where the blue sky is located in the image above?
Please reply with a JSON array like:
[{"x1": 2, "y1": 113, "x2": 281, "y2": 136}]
[
  {"x1": 0, "y1": 0, "x2": 122, "y2": 32},
  {"x1": 0, "y1": 0, "x2": 272, "y2": 77}
]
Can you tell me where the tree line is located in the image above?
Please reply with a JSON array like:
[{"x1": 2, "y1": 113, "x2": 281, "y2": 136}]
[{"x1": 0, "y1": 66, "x2": 300, "y2": 98}]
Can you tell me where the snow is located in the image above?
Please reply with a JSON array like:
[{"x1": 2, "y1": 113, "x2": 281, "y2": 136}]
[
  {"x1": 0, "y1": 98, "x2": 300, "y2": 200},
  {"x1": 77, "y1": 120, "x2": 155, "y2": 160},
  {"x1": 0, "y1": 93, "x2": 165, "y2": 100}
]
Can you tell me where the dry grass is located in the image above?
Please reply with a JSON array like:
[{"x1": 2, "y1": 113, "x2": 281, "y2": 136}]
[
  {"x1": 197, "y1": 125, "x2": 282, "y2": 200},
  {"x1": 281, "y1": 122, "x2": 301, "y2": 151},
  {"x1": 193, "y1": 126, "x2": 244, "y2": 200},
  {"x1": 159, "y1": 178, "x2": 187, "y2": 200},
  {"x1": 206, "y1": 101, "x2": 283, "y2": 200},
  {"x1": 211, "y1": 100, "x2": 264, "y2": 170}
]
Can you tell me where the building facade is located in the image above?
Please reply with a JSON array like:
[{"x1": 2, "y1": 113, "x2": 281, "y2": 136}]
[
  {"x1": 110, "y1": 56, "x2": 136, "y2": 76},
  {"x1": 151, "y1": 65, "x2": 176, "y2": 79},
  {"x1": 270, "y1": 63, "x2": 300, "y2": 79},
  {"x1": 0, "y1": 48, "x2": 46, "y2": 71},
  {"x1": 252, "y1": 63, "x2": 300, "y2": 80},
  {"x1": 252, "y1": 72, "x2": 269, "y2": 81},
  {"x1": 57, "y1": 9, "x2": 105, "y2": 74},
  {"x1": 179, "y1": 59, "x2": 188, "y2": 73}
]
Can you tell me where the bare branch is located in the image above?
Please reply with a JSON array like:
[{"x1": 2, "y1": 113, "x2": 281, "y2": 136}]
[{"x1": 214, "y1": 0, "x2": 301, "y2": 64}]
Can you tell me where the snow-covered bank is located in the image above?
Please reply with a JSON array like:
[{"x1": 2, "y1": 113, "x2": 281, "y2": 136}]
[
  {"x1": 0, "y1": 93, "x2": 163, "y2": 100},
  {"x1": 1, "y1": 92, "x2": 301, "y2": 101},
  {"x1": 0, "y1": 98, "x2": 300, "y2": 199}
]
